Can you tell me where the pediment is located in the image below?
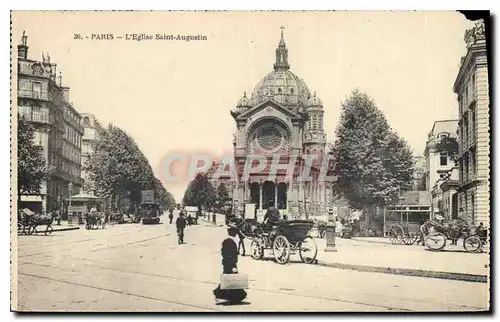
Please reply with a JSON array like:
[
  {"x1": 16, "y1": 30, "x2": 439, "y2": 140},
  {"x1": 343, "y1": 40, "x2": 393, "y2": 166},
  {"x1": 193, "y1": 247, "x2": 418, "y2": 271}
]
[{"x1": 238, "y1": 100, "x2": 301, "y2": 120}]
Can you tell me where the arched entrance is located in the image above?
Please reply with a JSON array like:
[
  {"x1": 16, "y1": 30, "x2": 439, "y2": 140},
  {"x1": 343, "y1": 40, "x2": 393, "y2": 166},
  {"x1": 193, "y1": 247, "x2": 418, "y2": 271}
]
[
  {"x1": 277, "y1": 182, "x2": 287, "y2": 210},
  {"x1": 262, "y1": 181, "x2": 275, "y2": 208},
  {"x1": 250, "y1": 182, "x2": 260, "y2": 209}
]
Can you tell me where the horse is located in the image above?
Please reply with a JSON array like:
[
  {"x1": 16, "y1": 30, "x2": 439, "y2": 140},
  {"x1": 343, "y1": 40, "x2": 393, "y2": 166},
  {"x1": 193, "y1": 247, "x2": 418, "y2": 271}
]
[
  {"x1": 29, "y1": 212, "x2": 56, "y2": 235},
  {"x1": 229, "y1": 218, "x2": 264, "y2": 256}
]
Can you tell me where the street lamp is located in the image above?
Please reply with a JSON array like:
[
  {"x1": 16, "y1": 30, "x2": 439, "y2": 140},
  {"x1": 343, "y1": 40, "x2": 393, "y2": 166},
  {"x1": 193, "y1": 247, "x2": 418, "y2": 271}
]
[{"x1": 68, "y1": 182, "x2": 73, "y2": 225}]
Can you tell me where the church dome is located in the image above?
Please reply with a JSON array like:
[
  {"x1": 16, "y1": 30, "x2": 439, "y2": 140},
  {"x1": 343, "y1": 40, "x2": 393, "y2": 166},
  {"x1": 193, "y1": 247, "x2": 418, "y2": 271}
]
[
  {"x1": 251, "y1": 70, "x2": 311, "y2": 107},
  {"x1": 307, "y1": 92, "x2": 323, "y2": 108},
  {"x1": 236, "y1": 92, "x2": 252, "y2": 108},
  {"x1": 250, "y1": 28, "x2": 311, "y2": 107}
]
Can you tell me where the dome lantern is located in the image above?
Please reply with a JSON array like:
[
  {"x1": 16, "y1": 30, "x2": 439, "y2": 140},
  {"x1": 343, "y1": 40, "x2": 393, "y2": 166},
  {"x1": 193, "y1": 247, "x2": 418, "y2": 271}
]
[{"x1": 273, "y1": 26, "x2": 290, "y2": 71}]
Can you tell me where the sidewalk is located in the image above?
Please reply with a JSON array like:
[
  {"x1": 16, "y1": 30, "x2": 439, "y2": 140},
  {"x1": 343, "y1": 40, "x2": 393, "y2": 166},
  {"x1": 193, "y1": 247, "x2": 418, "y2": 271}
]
[
  {"x1": 50, "y1": 220, "x2": 81, "y2": 232},
  {"x1": 314, "y1": 237, "x2": 489, "y2": 283},
  {"x1": 199, "y1": 213, "x2": 226, "y2": 226}
]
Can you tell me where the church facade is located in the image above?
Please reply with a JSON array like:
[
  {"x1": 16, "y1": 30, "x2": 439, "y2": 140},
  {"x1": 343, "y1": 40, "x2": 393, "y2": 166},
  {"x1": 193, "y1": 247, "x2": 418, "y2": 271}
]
[{"x1": 211, "y1": 30, "x2": 336, "y2": 218}]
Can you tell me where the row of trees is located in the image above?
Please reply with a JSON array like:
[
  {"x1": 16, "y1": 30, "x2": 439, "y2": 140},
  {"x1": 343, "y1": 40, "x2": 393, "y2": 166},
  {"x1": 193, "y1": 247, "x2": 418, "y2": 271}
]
[
  {"x1": 84, "y1": 124, "x2": 175, "y2": 213},
  {"x1": 182, "y1": 173, "x2": 230, "y2": 217}
]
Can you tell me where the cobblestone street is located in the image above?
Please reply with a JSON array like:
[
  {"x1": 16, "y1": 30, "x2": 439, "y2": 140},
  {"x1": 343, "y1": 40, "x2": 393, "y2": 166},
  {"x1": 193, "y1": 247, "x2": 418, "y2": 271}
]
[{"x1": 14, "y1": 213, "x2": 489, "y2": 312}]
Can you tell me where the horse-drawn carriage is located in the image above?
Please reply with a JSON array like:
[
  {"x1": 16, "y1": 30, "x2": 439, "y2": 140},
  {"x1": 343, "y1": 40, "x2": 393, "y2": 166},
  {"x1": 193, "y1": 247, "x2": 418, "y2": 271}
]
[
  {"x1": 246, "y1": 219, "x2": 318, "y2": 265},
  {"x1": 422, "y1": 217, "x2": 484, "y2": 252},
  {"x1": 387, "y1": 222, "x2": 421, "y2": 245},
  {"x1": 17, "y1": 209, "x2": 55, "y2": 236}
]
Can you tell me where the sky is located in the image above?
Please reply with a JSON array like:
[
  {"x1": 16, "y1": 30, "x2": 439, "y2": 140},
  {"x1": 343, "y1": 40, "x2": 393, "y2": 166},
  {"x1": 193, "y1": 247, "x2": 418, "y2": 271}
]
[{"x1": 12, "y1": 11, "x2": 475, "y2": 202}]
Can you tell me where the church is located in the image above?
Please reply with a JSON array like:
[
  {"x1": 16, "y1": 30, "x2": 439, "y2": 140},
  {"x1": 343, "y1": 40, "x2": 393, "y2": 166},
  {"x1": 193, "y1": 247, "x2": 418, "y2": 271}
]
[{"x1": 210, "y1": 28, "x2": 336, "y2": 219}]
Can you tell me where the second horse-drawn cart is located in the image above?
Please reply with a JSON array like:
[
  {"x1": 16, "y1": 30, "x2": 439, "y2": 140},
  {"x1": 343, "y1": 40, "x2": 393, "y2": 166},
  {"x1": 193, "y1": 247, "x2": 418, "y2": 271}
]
[{"x1": 249, "y1": 219, "x2": 318, "y2": 265}]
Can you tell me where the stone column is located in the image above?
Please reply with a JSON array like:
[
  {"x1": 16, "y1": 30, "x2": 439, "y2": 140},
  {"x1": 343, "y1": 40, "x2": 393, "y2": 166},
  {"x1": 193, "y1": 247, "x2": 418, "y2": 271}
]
[
  {"x1": 259, "y1": 183, "x2": 263, "y2": 211},
  {"x1": 275, "y1": 182, "x2": 278, "y2": 208}
]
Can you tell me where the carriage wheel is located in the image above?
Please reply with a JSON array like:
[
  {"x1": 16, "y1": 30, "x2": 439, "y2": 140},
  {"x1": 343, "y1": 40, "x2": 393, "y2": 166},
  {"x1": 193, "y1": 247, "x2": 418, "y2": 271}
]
[
  {"x1": 403, "y1": 233, "x2": 418, "y2": 245},
  {"x1": 272, "y1": 235, "x2": 291, "y2": 265},
  {"x1": 44, "y1": 225, "x2": 53, "y2": 236},
  {"x1": 85, "y1": 221, "x2": 91, "y2": 230},
  {"x1": 388, "y1": 225, "x2": 403, "y2": 244},
  {"x1": 299, "y1": 236, "x2": 318, "y2": 264},
  {"x1": 18, "y1": 223, "x2": 25, "y2": 235},
  {"x1": 97, "y1": 219, "x2": 102, "y2": 229},
  {"x1": 425, "y1": 232, "x2": 447, "y2": 251},
  {"x1": 463, "y1": 235, "x2": 482, "y2": 253},
  {"x1": 250, "y1": 239, "x2": 264, "y2": 260}
]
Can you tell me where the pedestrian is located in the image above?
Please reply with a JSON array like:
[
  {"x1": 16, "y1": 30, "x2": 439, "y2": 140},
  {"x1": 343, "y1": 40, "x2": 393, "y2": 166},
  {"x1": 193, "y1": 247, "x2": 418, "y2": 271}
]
[
  {"x1": 213, "y1": 224, "x2": 247, "y2": 304},
  {"x1": 176, "y1": 211, "x2": 187, "y2": 244},
  {"x1": 168, "y1": 209, "x2": 174, "y2": 224}
]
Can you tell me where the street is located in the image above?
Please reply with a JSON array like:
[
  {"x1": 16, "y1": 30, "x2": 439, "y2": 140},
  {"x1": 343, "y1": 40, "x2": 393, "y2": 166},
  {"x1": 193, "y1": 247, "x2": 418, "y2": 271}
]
[{"x1": 14, "y1": 212, "x2": 488, "y2": 312}]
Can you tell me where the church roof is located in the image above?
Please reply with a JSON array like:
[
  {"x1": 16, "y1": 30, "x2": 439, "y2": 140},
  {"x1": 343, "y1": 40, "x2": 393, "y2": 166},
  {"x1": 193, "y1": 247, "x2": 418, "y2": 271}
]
[{"x1": 250, "y1": 28, "x2": 312, "y2": 107}]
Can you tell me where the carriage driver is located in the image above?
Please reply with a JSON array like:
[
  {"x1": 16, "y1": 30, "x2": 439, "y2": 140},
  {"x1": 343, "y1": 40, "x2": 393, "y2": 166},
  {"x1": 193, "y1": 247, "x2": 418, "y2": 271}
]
[{"x1": 263, "y1": 200, "x2": 281, "y2": 238}]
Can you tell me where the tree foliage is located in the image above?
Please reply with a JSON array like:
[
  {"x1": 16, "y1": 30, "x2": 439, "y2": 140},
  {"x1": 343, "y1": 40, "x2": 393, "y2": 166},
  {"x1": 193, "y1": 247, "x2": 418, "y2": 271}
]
[
  {"x1": 84, "y1": 124, "x2": 174, "y2": 211},
  {"x1": 216, "y1": 183, "x2": 230, "y2": 206},
  {"x1": 17, "y1": 114, "x2": 50, "y2": 196},
  {"x1": 333, "y1": 90, "x2": 415, "y2": 210},
  {"x1": 182, "y1": 173, "x2": 216, "y2": 214}
]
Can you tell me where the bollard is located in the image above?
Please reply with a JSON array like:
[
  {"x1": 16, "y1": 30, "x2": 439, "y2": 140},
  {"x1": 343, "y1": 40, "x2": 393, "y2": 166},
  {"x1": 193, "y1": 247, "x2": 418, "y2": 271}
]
[
  {"x1": 212, "y1": 213, "x2": 216, "y2": 225},
  {"x1": 324, "y1": 222, "x2": 338, "y2": 252}
]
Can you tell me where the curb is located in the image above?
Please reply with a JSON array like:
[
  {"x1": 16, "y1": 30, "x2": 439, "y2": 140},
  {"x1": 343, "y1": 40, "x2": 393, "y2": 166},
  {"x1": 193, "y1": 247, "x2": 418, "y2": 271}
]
[
  {"x1": 316, "y1": 260, "x2": 488, "y2": 283},
  {"x1": 51, "y1": 227, "x2": 80, "y2": 232}
]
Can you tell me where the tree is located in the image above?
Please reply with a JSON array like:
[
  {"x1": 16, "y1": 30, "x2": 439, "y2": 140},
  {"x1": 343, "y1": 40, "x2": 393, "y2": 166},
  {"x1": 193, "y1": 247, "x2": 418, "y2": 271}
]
[
  {"x1": 216, "y1": 183, "x2": 230, "y2": 208},
  {"x1": 333, "y1": 90, "x2": 415, "y2": 218},
  {"x1": 435, "y1": 136, "x2": 459, "y2": 163},
  {"x1": 17, "y1": 115, "x2": 50, "y2": 207},
  {"x1": 182, "y1": 173, "x2": 216, "y2": 217}
]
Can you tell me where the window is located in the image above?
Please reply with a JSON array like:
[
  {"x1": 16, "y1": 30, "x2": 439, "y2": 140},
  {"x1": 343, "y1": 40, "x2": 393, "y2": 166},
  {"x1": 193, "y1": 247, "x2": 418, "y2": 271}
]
[
  {"x1": 439, "y1": 173, "x2": 447, "y2": 179},
  {"x1": 32, "y1": 82, "x2": 42, "y2": 99},
  {"x1": 440, "y1": 152, "x2": 448, "y2": 166},
  {"x1": 470, "y1": 149, "x2": 476, "y2": 178},
  {"x1": 290, "y1": 88, "x2": 294, "y2": 95},
  {"x1": 471, "y1": 107, "x2": 476, "y2": 143}
]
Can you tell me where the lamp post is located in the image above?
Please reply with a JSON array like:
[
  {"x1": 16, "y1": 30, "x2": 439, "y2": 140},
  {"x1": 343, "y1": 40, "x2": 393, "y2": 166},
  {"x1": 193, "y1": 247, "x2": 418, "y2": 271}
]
[
  {"x1": 68, "y1": 182, "x2": 73, "y2": 225},
  {"x1": 325, "y1": 206, "x2": 337, "y2": 252}
]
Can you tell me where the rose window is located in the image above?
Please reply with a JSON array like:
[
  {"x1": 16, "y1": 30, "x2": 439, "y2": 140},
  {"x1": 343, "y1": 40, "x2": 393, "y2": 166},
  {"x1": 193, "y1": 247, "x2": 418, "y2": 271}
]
[{"x1": 257, "y1": 126, "x2": 283, "y2": 151}]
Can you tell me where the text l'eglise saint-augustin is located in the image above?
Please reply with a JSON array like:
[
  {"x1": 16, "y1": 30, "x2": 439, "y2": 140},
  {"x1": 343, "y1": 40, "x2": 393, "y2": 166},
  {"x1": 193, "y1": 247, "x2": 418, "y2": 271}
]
[{"x1": 81, "y1": 33, "x2": 208, "y2": 41}]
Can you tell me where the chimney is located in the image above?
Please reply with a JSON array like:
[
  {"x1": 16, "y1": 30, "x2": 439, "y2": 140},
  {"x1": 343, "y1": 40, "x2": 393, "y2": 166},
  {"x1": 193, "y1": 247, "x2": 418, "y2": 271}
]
[
  {"x1": 17, "y1": 31, "x2": 28, "y2": 59},
  {"x1": 61, "y1": 87, "x2": 70, "y2": 102}
]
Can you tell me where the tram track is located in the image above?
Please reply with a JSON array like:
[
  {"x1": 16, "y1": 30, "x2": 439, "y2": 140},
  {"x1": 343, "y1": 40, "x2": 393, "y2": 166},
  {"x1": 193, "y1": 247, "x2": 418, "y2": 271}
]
[
  {"x1": 20, "y1": 260, "x2": 425, "y2": 312},
  {"x1": 18, "y1": 272, "x2": 219, "y2": 312}
]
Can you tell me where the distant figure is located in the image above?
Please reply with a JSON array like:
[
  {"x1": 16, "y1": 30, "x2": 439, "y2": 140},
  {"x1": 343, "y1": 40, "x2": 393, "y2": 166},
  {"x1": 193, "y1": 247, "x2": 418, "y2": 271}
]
[
  {"x1": 176, "y1": 212, "x2": 187, "y2": 244},
  {"x1": 168, "y1": 210, "x2": 174, "y2": 224},
  {"x1": 187, "y1": 214, "x2": 193, "y2": 226},
  {"x1": 213, "y1": 224, "x2": 247, "y2": 304}
]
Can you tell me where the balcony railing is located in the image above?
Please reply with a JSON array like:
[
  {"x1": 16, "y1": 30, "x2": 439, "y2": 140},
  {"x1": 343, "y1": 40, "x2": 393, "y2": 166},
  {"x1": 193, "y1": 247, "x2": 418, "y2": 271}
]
[
  {"x1": 18, "y1": 89, "x2": 49, "y2": 100},
  {"x1": 18, "y1": 111, "x2": 52, "y2": 125}
]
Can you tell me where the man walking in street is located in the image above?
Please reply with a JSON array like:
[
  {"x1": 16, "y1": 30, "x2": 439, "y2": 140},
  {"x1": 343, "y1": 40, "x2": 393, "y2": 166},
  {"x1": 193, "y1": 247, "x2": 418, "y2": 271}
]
[
  {"x1": 168, "y1": 209, "x2": 174, "y2": 224},
  {"x1": 176, "y1": 211, "x2": 187, "y2": 244}
]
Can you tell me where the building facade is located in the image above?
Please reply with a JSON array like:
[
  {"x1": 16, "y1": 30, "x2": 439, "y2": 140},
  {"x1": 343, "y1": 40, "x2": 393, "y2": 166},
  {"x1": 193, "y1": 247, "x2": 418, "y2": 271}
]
[
  {"x1": 453, "y1": 20, "x2": 490, "y2": 226},
  {"x1": 17, "y1": 32, "x2": 84, "y2": 213},
  {"x1": 80, "y1": 113, "x2": 104, "y2": 195},
  {"x1": 431, "y1": 167, "x2": 459, "y2": 221},
  {"x1": 219, "y1": 30, "x2": 335, "y2": 218},
  {"x1": 423, "y1": 120, "x2": 459, "y2": 192}
]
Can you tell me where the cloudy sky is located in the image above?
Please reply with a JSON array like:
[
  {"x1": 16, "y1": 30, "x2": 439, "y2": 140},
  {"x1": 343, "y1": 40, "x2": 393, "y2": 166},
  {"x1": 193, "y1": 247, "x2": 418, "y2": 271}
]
[{"x1": 12, "y1": 11, "x2": 475, "y2": 201}]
